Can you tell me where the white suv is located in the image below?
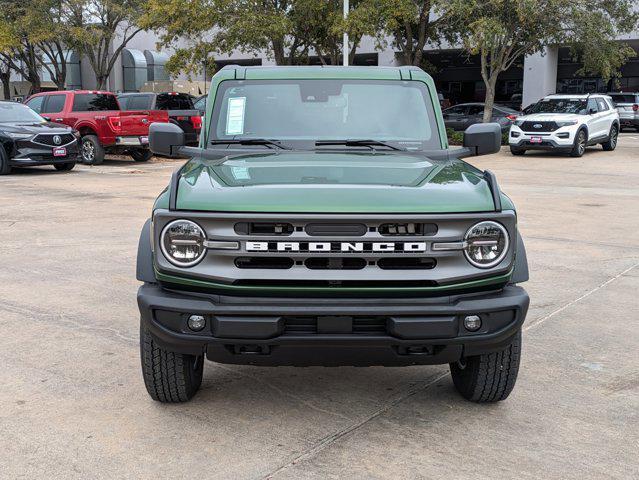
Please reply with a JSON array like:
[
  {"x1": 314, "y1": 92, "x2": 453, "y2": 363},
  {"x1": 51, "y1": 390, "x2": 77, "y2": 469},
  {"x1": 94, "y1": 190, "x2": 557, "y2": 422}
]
[{"x1": 509, "y1": 94, "x2": 620, "y2": 157}]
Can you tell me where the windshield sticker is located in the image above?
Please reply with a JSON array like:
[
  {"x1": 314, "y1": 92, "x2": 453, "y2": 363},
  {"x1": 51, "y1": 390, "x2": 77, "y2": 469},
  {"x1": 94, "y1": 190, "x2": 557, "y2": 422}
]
[
  {"x1": 231, "y1": 166, "x2": 250, "y2": 180},
  {"x1": 226, "y1": 97, "x2": 246, "y2": 135}
]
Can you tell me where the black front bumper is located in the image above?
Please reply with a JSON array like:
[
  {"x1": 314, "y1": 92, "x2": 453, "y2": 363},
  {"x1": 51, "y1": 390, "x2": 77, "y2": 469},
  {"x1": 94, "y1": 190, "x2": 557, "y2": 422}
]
[
  {"x1": 510, "y1": 138, "x2": 572, "y2": 152},
  {"x1": 10, "y1": 142, "x2": 80, "y2": 166},
  {"x1": 138, "y1": 283, "x2": 529, "y2": 367}
]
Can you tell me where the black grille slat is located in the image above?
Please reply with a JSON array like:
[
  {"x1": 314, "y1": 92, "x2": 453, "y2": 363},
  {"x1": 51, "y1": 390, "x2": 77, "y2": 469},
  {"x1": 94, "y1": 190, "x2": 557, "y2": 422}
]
[
  {"x1": 304, "y1": 257, "x2": 366, "y2": 270},
  {"x1": 305, "y1": 223, "x2": 367, "y2": 236},
  {"x1": 235, "y1": 257, "x2": 293, "y2": 269},
  {"x1": 520, "y1": 121, "x2": 558, "y2": 132},
  {"x1": 33, "y1": 134, "x2": 75, "y2": 146},
  {"x1": 378, "y1": 258, "x2": 436, "y2": 270},
  {"x1": 379, "y1": 223, "x2": 437, "y2": 236}
]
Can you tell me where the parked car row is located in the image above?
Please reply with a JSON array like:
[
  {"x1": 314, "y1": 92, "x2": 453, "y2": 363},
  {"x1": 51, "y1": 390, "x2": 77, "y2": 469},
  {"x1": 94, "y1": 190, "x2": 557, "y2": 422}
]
[
  {"x1": 441, "y1": 92, "x2": 635, "y2": 158},
  {"x1": 442, "y1": 103, "x2": 519, "y2": 133},
  {"x1": 0, "y1": 90, "x2": 204, "y2": 174}
]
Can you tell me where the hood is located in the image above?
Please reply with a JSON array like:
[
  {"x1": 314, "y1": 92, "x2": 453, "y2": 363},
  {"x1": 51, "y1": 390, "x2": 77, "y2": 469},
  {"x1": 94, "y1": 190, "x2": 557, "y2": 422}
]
[
  {"x1": 518, "y1": 113, "x2": 581, "y2": 122},
  {"x1": 0, "y1": 122, "x2": 73, "y2": 134},
  {"x1": 174, "y1": 150, "x2": 499, "y2": 213}
]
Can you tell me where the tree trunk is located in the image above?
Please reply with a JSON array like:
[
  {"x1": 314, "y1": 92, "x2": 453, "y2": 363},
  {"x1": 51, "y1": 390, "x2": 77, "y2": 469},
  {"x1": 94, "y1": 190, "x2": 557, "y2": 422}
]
[
  {"x1": 482, "y1": 75, "x2": 498, "y2": 122},
  {"x1": 1, "y1": 74, "x2": 10, "y2": 100},
  {"x1": 96, "y1": 75, "x2": 108, "y2": 91},
  {"x1": 272, "y1": 39, "x2": 286, "y2": 65}
]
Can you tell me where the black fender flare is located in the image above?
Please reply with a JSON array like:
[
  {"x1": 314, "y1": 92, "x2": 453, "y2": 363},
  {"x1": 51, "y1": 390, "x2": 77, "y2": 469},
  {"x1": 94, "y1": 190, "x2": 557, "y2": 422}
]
[
  {"x1": 136, "y1": 219, "x2": 156, "y2": 283},
  {"x1": 511, "y1": 231, "x2": 529, "y2": 284}
]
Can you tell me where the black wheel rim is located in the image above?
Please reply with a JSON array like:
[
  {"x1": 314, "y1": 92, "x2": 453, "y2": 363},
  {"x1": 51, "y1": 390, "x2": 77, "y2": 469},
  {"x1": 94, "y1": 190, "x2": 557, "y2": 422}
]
[{"x1": 611, "y1": 128, "x2": 617, "y2": 148}]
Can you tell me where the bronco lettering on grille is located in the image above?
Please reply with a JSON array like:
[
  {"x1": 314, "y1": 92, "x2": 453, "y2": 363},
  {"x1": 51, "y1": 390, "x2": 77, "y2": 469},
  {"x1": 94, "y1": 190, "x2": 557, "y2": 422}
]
[{"x1": 246, "y1": 241, "x2": 427, "y2": 253}]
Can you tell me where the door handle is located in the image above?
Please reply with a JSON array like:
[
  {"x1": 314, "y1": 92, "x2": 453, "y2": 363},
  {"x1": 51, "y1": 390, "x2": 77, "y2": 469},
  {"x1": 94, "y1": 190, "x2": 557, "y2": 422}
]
[{"x1": 55, "y1": 118, "x2": 63, "y2": 122}]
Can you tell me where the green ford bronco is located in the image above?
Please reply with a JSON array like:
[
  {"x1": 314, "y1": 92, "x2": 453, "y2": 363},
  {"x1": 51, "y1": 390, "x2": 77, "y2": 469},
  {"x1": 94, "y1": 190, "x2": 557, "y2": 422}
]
[{"x1": 136, "y1": 65, "x2": 529, "y2": 403}]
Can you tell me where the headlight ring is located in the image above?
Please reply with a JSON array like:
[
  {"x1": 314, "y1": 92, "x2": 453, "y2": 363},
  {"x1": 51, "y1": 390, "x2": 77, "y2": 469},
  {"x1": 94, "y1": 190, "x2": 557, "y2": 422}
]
[
  {"x1": 463, "y1": 221, "x2": 510, "y2": 268},
  {"x1": 160, "y1": 219, "x2": 207, "y2": 267}
]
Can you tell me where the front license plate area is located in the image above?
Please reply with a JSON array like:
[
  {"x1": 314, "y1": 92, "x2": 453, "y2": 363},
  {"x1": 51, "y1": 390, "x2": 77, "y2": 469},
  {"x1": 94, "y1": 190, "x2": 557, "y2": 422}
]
[
  {"x1": 530, "y1": 136, "x2": 543, "y2": 144},
  {"x1": 53, "y1": 147, "x2": 67, "y2": 157}
]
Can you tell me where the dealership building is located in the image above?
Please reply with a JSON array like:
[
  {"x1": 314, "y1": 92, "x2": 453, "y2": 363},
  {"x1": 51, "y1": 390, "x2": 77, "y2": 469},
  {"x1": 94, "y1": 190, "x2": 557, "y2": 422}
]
[{"x1": 6, "y1": 28, "x2": 639, "y2": 108}]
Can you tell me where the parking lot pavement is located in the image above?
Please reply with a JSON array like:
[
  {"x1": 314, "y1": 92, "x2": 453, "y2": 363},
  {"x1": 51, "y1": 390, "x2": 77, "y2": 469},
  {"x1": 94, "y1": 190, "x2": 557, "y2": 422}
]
[{"x1": 1, "y1": 136, "x2": 638, "y2": 480}]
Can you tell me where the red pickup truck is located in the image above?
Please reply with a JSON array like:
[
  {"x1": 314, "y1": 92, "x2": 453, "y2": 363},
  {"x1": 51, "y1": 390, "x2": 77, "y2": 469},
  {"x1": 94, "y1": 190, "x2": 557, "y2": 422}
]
[{"x1": 24, "y1": 91, "x2": 168, "y2": 164}]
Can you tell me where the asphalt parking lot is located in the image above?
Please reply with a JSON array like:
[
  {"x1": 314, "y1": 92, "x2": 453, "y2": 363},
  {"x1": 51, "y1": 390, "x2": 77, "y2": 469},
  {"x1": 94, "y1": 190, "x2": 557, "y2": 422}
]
[{"x1": 1, "y1": 134, "x2": 638, "y2": 480}]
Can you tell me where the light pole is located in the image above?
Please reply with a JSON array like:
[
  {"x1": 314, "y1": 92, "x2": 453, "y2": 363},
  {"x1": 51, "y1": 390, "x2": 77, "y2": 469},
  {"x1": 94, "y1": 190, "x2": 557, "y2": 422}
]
[{"x1": 343, "y1": 0, "x2": 349, "y2": 66}]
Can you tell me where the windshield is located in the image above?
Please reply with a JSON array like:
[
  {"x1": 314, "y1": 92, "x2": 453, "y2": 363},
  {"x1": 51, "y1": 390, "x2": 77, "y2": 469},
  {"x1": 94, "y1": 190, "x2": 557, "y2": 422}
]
[
  {"x1": 0, "y1": 102, "x2": 45, "y2": 123},
  {"x1": 209, "y1": 79, "x2": 440, "y2": 149},
  {"x1": 528, "y1": 99, "x2": 587, "y2": 114},
  {"x1": 608, "y1": 94, "x2": 636, "y2": 104}
]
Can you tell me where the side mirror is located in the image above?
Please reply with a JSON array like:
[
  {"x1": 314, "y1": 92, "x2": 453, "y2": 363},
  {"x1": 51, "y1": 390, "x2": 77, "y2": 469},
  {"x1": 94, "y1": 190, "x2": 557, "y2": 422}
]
[
  {"x1": 462, "y1": 123, "x2": 501, "y2": 156},
  {"x1": 149, "y1": 122, "x2": 185, "y2": 157},
  {"x1": 588, "y1": 108, "x2": 597, "y2": 115}
]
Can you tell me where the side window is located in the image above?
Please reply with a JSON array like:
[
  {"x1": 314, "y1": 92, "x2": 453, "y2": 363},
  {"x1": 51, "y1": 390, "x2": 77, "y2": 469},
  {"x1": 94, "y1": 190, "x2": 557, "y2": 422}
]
[
  {"x1": 596, "y1": 99, "x2": 608, "y2": 112},
  {"x1": 444, "y1": 106, "x2": 466, "y2": 115},
  {"x1": 467, "y1": 105, "x2": 485, "y2": 116},
  {"x1": 117, "y1": 97, "x2": 129, "y2": 109},
  {"x1": 127, "y1": 95, "x2": 153, "y2": 110},
  {"x1": 587, "y1": 98, "x2": 598, "y2": 113},
  {"x1": 42, "y1": 94, "x2": 65, "y2": 114},
  {"x1": 25, "y1": 96, "x2": 44, "y2": 113}
]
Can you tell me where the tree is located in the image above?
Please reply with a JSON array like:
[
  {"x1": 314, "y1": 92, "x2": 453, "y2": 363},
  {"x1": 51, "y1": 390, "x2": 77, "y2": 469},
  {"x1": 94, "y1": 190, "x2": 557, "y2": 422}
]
[
  {"x1": 448, "y1": 0, "x2": 639, "y2": 122},
  {"x1": 0, "y1": 57, "x2": 12, "y2": 99},
  {"x1": 378, "y1": 0, "x2": 453, "y2": 67},
  {"x1": 66, "y1": 0, "x2": 145, "y2": 89},
  {"x1": 142, "y1": 0, "x2": 305, "y2": 76},
  {"x1": 142, "y1": 0, "x2": 382, "y2": 77},
  {"x1": 0, "y1": 0, "x2": 45, "y2": 93},
  {"x1": 291, "y1": 0, "x2": 382, "y2": 66},
  {"x1": 34, "y1": 0, "x2": 72, "y2": 90},
  {"x1": 0, "y1": 0, "x2": 77, "y2": 92}
]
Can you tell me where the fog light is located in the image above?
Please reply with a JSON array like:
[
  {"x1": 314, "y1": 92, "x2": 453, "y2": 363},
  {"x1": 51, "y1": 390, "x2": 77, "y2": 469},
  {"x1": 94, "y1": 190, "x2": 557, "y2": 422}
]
[
  {"x1": 464, "y1": 315, "x2": 482, "y2": 331},
  {"x1": 187, "y1": 314, "x2": 206, "y2": 331}
]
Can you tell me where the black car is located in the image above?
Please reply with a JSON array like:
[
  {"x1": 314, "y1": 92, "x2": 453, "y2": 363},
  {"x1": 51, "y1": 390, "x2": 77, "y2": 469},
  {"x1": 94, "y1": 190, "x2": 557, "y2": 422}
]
[
  {"x1": 0, "y1": 101, "x2": 79, "y2": 174},
  {"x1": 442, "y1": 103, "x2": 519, "y2": 133},
  {"x1": 117, "y1": 92, "x2": 202, "y2": 146}
]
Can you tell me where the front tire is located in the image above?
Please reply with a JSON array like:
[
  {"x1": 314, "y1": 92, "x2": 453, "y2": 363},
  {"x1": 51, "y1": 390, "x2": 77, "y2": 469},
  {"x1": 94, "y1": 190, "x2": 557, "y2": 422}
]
[
  {"x1": 509, "y1": 146, "x2": 526, "y2": 156},
  {"x1": 81, "y1": 135, "x2": 105, "y2": 165},
  {"x1": 601, "y1": 124, "x2": 618, "y2": 151},
  {"x1": 54, "y1": 162, "x2": 76, "y2": 172},
  {"x1": 130, "y1": 149, "x2": 153, "y2": 162},
  {"x1": 450, "y1": 330, "x2": 522, "y2": 403},
  {"x1": 0, "y1": 145, "x2": 11, "y2": 175},
  {"x1": 570, "y1": 129, "x2": 587, "y2": 157},
  {"x1": 140, "y1": 321, "x2": 204, "y2": 402}
]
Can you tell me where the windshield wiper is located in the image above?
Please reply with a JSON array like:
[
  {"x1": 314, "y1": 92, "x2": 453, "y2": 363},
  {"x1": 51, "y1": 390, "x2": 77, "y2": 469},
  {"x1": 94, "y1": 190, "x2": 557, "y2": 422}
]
[
  {"x1": 210, "y1": 138, "x2": 290, "y2": 150},
  {"x1": 315, "y1": 139, "x2": 406, "y2": 151}
]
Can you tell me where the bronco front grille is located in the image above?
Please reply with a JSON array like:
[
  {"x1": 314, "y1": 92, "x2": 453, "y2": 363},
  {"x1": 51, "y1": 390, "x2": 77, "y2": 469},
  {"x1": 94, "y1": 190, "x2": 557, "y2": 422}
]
[{"x1": 153, "y1": 211, "x2": 517, "y2": 290}]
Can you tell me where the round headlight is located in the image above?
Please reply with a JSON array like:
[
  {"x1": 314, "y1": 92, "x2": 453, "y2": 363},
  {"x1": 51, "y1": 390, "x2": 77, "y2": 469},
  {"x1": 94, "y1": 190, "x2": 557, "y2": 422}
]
[
  {"x1": 160, "y1": 219, "x2": 206, "y2": 267},
  {"x1": 464, "y1": 221, "x2": 509, "y2": 268}
]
